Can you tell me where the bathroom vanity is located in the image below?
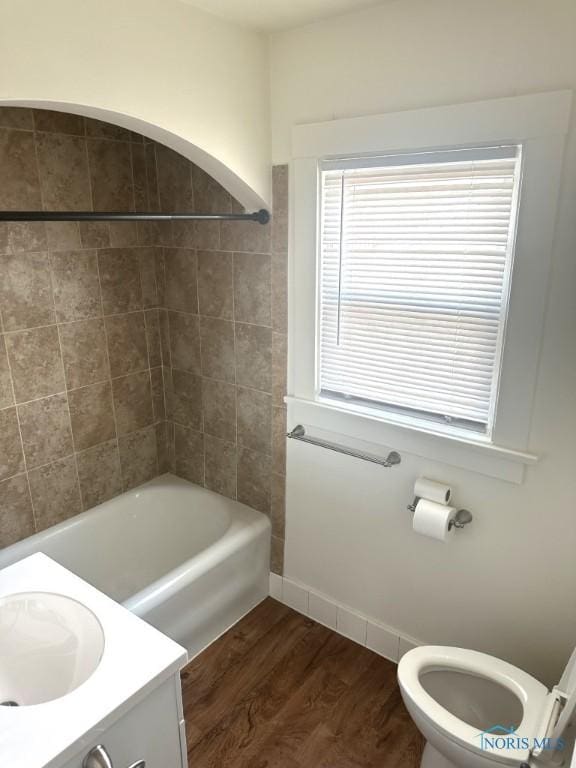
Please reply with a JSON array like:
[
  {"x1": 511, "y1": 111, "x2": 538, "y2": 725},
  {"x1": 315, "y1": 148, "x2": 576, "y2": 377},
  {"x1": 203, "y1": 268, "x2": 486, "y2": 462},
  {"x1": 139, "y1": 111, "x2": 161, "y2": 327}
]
[
  {"x1": 59, "y1": 677, "x2": 185, "y2": 768},
  {"x1": 0, "y1": 553, "x2": 188, "y2": 768}
]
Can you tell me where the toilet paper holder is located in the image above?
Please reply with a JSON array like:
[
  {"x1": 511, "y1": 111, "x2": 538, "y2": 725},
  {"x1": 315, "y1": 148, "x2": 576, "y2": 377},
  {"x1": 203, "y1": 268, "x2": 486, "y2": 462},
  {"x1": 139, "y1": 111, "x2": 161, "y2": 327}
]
[{"x1": 407, "y1": 497, "x2": 473, "y2": 530}]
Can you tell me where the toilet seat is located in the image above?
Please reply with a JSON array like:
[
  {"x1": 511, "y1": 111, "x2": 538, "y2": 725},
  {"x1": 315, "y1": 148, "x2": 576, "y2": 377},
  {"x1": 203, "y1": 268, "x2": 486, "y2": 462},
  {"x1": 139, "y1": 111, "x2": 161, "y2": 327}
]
[{"x1": 398, "y1": 646, "x2": 551, "y2": 766}]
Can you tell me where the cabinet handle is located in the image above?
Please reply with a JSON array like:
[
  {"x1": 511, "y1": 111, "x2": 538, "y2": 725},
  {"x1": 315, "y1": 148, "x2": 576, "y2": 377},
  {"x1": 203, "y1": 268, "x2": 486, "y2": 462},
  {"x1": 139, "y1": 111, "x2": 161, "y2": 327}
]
[
  {"x1": 83, "y1": 746, "x2": 145, "y2": 768},
  {"x1": 83, "y1": 745, "x2": 113, "y2": 768}
]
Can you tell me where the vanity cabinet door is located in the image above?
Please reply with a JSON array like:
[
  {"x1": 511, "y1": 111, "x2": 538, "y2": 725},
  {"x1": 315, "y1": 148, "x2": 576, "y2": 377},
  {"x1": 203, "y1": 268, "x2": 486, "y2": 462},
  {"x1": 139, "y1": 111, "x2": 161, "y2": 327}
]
[{"x1": 61, "y1": 676, "x2": 187, "y2": 768}]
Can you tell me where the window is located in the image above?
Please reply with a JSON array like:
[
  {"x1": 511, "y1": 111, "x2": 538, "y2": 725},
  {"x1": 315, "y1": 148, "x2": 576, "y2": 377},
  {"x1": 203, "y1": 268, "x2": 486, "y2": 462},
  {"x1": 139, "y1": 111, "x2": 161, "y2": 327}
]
[
  {"x1": 318, "y1": 146, "x2": 522, "y2": 437},
  {"x1": 290, "y1": 91, "x2": 570, "y2": 480}
]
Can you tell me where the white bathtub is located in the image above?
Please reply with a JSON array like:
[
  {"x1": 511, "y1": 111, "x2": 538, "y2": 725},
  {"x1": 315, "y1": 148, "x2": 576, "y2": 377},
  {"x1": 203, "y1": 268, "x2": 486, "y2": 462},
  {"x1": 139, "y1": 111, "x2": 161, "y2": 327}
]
[{"x1": 0, "y1": 474, "x2": 271, "y2": 657}]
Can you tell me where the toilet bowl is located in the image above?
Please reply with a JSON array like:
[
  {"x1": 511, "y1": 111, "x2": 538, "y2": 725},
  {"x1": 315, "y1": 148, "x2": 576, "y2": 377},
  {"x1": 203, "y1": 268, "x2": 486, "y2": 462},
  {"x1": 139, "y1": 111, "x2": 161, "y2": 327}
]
[{"x1": 398, "y1": 645, "x2": 576, "y2": 768}]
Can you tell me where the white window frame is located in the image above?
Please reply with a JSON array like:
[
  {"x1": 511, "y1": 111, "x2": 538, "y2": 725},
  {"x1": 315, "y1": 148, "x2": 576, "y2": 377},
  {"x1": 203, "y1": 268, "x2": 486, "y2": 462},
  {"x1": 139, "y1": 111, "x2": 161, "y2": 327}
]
[{"x1": 287, "y1": 91, "x2": 572, "y2": 482}]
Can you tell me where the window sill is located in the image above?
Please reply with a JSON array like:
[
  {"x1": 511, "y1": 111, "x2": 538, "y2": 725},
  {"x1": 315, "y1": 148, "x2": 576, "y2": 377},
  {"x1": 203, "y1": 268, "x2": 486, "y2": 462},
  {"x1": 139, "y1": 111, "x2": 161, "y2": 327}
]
[{"x1": 285, "y1": 396, "x2": 538, "y2": 483}]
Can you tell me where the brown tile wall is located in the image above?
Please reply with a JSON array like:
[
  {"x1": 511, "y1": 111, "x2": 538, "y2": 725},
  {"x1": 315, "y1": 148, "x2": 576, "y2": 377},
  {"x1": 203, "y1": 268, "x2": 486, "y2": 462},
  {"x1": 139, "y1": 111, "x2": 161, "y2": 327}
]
[
  {"x1": 0, "y1": 107, "x2": 166, "y2": 546},
  {"x1": 0, "y1": 107, "x2": 288, "y2": 575},
  {"x1": 154, "y1": 154, "x2": 288, "y2": 576}
]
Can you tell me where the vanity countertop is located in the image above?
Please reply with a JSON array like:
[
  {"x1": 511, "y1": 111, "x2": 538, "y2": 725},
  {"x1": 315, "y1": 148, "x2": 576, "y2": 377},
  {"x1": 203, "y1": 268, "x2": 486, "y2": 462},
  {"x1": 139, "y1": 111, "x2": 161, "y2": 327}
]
[{"x1": 0, "y1": 553, "x2": 187, "y2": 768}]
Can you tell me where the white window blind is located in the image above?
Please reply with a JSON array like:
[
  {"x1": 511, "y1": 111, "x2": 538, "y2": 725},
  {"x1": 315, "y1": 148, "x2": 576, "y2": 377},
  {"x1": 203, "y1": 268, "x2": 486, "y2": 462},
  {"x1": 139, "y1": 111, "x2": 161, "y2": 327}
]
[{"x1": 318, "y1": 146, "x2": 522, "y2": 434}]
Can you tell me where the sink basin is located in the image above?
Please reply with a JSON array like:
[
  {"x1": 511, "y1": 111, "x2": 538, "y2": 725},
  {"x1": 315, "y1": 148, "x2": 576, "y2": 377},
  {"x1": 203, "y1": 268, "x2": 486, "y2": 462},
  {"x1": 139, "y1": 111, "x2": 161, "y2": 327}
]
[{"x1": 0, "y1": 592, "x2": 104, "y2": 706}]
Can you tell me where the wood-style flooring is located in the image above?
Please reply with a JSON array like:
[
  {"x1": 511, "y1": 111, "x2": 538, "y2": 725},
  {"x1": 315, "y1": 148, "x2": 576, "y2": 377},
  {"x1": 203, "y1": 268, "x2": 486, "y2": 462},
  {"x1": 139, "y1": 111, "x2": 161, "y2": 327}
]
[{"x1": 181, "y1": 597, "x2": 423, "y2": 768}]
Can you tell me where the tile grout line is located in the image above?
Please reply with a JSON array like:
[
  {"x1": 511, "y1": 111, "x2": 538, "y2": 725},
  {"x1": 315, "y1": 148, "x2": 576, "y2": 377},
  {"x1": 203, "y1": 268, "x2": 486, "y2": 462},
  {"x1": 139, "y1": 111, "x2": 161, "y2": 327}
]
[
  {"x1": 0, "y1": 418, "x2": 159, "y2": 485},
  {"x1": 87, "y1": 131, "x2": 126, "y2": 495},
  {"x1": 268, "y1": 193, "x2": 274, "y2": 519},
  {"x1": 0, "y1": 398, "x2": 163, "y2": 509},
  {"x1": 168, "y1": 426, "x2": 269, "y2": 466},
  {"x1": 55, "y1": 321, "x2": 86, "y2": 512},
  {"x1": 166, "y1": 308, "x2": 274, "y2": 331},
  {"x1": 148, "y1": 142, "x2": 169, "y2": 471},
  {"x1": 142, "y1": 140, "x2": 151, "y2": 212},
  {"x1": 143, "y1": 307, "x2": 160, "y2": 478},
  {"x1": 134, "y1": 139, "x2": 161, "y2": 486},
  {"x1": 154, "y1": 258, "x2": 171, "y2": 473},
  {"x1": 150, "y1": 138, "x2": 171, "y2": 471},
  {"x1": 56, "y1": 133, "x2": 93, "y2": 510},
  {"x1": 135, "y1": 216, "x2": 158, "y2": 476},
  {"x1": 0, "y1": 307, "x2": 164, "y2": 337},
  {"x1": 189, "y1": 163, "x2": 206, "y2": 488},
  {"x1": 41, "y1": 123, "x2": 81, "y2": 511},
  {"x1": 196, "y1": 262, "x2": 207, "y2": 490},
  {"x1": 157, "y1": 251, "x2": 174, "y2": 473},
  {"x1": 231, "y1": 250, "x2": 239, "y2": 501},
  {"x1": 0, "y1": 360, "x2": 168, "y2": 414},
  {"x1": 2, "y1": 234, "x2": 270, "y2": 261},
  {"x1": 3, "y1": 330, "x2": 38, "y2": 532},
  {"x1": 39, "y1": 179, "x2": 69, "y2": 524},
  {"x1": 95, "y1": 242, "x2": 125, "y2": 493},
  {"x1": 81, "y1": 127, "x2": 113, "y2": 249},
  {"x1": 129, "y1": 139, "x2": 138, "y2": 215},
  {"x1": 149, "y1": 146, "x2": 172, "y2": 473},
  {"x1": 85, "y1": 123, "x2": 124, "y2": 490}
]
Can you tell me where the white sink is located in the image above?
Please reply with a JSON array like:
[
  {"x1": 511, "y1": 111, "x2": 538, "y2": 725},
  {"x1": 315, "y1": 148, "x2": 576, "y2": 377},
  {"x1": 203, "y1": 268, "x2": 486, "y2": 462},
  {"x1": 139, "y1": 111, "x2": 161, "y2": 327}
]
[{"x1": 0, "y1": 592, "x2": 104, "y2": 706}]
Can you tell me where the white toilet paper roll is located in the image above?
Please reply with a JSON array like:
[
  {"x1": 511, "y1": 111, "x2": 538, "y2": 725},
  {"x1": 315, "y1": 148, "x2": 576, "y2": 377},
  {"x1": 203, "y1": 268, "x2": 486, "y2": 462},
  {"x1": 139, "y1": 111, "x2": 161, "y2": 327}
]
[
  {"x1": 413, "y1": 498, "x2": 455, "y2": 542},
  {"x1": 414, "y1": 477, "x2": 452, "y2": 505}
]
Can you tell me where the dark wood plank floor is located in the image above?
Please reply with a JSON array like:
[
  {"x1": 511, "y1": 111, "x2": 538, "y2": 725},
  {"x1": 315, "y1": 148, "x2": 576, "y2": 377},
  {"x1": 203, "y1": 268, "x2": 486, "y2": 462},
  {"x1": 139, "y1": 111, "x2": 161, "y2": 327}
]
[{"x1": 181, "y1": 598, "x2": 423, "y2": 768}]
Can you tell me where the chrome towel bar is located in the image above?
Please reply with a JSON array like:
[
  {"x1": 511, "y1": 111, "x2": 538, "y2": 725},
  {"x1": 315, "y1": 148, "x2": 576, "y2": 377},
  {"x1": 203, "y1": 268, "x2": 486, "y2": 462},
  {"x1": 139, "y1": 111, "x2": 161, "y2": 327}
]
[{"x1": 287, "y1": 425, "x2": 401, "y2": 468}]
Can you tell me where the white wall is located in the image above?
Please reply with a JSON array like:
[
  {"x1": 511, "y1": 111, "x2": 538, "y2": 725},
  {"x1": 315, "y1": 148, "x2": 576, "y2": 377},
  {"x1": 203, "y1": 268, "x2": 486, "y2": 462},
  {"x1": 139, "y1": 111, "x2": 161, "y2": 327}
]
[
  {"x1": 270, "y1": 0, "x2": 576, "y2": 164},
  {"x1": 0, "y1": 0, "x2": 270, "y2": 208},
  {"x1": 272, "y1": 0, "x2": 576, "y2": 684}
]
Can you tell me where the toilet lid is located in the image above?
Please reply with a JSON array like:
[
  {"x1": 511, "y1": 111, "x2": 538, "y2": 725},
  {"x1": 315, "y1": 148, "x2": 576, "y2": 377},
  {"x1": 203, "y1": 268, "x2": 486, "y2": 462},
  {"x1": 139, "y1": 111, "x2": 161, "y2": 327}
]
[
  {"x1": 558, "y1": 646, "x2": 576, "y2": 696},
  {"x1": 545, "y1": 645, "x2": 576, "y2": 748}
]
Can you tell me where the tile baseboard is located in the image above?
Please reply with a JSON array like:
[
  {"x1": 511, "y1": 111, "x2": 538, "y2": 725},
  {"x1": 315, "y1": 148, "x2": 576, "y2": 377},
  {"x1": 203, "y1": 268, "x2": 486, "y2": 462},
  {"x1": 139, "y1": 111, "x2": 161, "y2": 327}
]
[{"x1": 269, "y1": 572, "x2": 421, "y2": 664}]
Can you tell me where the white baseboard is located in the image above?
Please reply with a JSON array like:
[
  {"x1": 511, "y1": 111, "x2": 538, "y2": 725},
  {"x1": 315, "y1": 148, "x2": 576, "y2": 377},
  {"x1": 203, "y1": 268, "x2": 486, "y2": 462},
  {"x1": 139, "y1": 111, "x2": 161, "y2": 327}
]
[{"x1": 269, "y1": 572, "x2": 421, "y2": 664}]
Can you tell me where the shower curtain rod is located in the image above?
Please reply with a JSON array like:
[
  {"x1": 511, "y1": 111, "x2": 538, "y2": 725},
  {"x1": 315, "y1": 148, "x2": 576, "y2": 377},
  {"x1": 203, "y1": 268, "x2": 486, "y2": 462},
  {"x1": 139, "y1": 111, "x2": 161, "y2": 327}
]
[{"x1": 0, "y1": 209, "x2": 270, "y2": 225}]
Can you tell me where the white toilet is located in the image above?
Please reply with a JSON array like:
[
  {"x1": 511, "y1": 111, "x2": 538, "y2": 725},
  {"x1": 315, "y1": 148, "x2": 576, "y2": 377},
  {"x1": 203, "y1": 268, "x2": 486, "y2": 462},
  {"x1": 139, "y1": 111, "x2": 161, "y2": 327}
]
[{"x1": 398, "y1": 645, "x2": 576, "y2": 768}]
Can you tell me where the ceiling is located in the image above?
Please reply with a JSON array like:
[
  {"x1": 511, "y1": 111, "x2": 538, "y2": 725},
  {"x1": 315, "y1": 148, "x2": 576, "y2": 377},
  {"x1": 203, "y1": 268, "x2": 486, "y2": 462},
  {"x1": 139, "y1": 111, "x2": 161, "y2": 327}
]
[{"x1": 179, "y1": 0, "x2": 388, "y2": 31}]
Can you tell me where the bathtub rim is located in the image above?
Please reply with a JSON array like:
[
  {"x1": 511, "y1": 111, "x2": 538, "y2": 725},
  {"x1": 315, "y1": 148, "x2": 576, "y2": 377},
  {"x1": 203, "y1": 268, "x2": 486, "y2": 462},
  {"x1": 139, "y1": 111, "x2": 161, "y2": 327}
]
[{"x1": 0, "y1": 473, "x2": 271, "y2": 616}]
